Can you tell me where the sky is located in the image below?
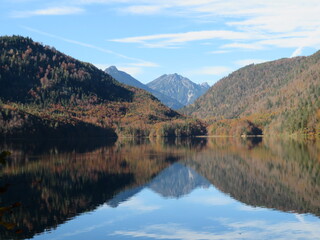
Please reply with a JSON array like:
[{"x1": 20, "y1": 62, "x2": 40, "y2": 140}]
[{"x1": 1, "y1": 0, "x2": 320, "y2": 85}]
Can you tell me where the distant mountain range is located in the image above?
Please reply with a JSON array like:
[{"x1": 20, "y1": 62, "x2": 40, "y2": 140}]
[
  {"x1": 182, "y1": 52, "x2": 320, "y2": 135},
  {"x1": 105, "y1": 66, "x2": 183, "y2": 110},
  {"x1": 147, "y1": 73, "x2": 210, "y2": 106},
  {"x1": 105, "y1": 66, "x2": 209, "y2": 108}
]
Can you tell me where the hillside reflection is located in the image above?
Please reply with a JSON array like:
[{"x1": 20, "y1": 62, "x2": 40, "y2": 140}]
[
  {"x1": 0, "y1": 137, "x2": 320, "y2": 239},
  {"x1": 184, "y1": 137, "x2": 320, "y2": 215}
]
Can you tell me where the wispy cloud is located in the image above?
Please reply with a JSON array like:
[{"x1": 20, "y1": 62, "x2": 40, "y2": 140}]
[
  {"x1": 10, "y1": 0, "x2": 320, "y2": 56},
  {"x1": 111, "y1": 30, "x2": 258, "y2": 48},
  {"x1": 100, "y1": 0, "x2": 320, "y2": 54},
  {"x1": 11, "y1": 7, "x2": 85, "y2": 18},
  {"x1": 112, "y1": 217, "x2": 320, "y2": 240},
  {"x1": 118, "y1": 66, "x2": 143, "y2": 76},
  {"x1": 121, "y1": 5, "x2": 167, "y2": 15},
  {"x1": 188, "y1": 195, "x2": 234, "y2": 206},
  {"x1": 234, "y1": 59, "x2": 268, "y2": 67},
  {"x1": 291, "y1": 47, "x2": 304, "y2": 58},
  {"x1": 208, "y1": 50, "x2": 230, "y2": 54},
  {"x1": 221, "y1": 42, "x2": 264, "y2": 50},
  {"x1": 187, "y1": 66, "x2": 232, "y2": 76},
  {"x1": 22, "y1": 26, "x2": 158, "y2": 68},
  {"x1": 121, "y1": 197, "x2": 161, "y2": 212},
  {"x1": 237, "y1": 205, "x2": 266, "y2": 212}
]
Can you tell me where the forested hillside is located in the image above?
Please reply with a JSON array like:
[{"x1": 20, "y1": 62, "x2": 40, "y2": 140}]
[
  {"x1": 0, "y1": 36, "x2": 206, "y2": 138},
  {"x1": 182, "y1": 53, "x2": 320, "y2": 136}
]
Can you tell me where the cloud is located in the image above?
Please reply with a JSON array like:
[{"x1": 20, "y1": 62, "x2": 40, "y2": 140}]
[
  {"x1": 208, "y1": 50, "x2": 230, "y2": 54},
  {"x1": 188, "y1": 196, "x2": 234, "y2": 206},
  {"x1": 130, "y1": 62, "x2": 159, "y2": 67},
  {"x1": 188, "y1": 66, "x2": 232, "y2": 76},
  {"x1": 111, "y1": 30, "x2": 257, "y2": 48},
  {"x1": 121, "y1": 197, "x2": 161, "y2": 212},
  {"x1": 121, "y1": 5, "x2": 166, "y2": 15},
  {"x1": 102, "y1": 0, "x2": 320, "y2": 54},
  {"x1": 291, "y1": 47, "x2": 304, "y2": 58},
  {"x1": 117, "y1": 66, "x2": 143, "y2": 76},
  {"x1": 237, "y1": 205, "x2": 266, "y2": 212},
  {"x1": 11, "y1": 0, "x2": 320, "y2": 60},
  {"x1": 112, "y1": 217, "x2": 320, "y2": 240},
  {"x1": 22, "y1": 26, "x2": 158, "y2": 68},
  {"x1": 234, "y1": 59, "x2": 268, "y2": 67},
  {"x1": 221, "y1": 42, "x2": 264, "y2": 50},
  {"x1": 12, "y1": 1, "x2": 320, "y2": 52},
  {"x1": 11, "y1": 7, "x2": 84, "y2": 18}
]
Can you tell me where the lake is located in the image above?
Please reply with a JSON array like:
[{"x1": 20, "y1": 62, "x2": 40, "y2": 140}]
[{"x1": 1, "y1": 137, "x2": 320, "y2": 239}]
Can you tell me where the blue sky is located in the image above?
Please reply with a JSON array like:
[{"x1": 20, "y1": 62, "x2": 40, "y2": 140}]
[{"x1": 1, "y1": 0, "x2": 320, "y2": 85}]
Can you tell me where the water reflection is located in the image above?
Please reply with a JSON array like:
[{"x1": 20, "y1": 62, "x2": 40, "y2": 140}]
[{"x1": 0, "y1": 137, "x2": 320, "y2": 239}]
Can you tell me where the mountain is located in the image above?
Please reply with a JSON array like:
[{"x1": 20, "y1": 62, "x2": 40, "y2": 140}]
[
  {"x1": 182, "y1": 53, "x2": 320, "y2": 135},
  {"x1": 0, "y1": 35, "x2": 182, "y2": 137},
  {"x1": 148, "y1": 163, "x2": 210, "y2": 198},
  {"x1": 147, "y1": 73, "x2": 210, "y2": 106},
  {"x1": 107, "y1": 186, "x2": 144, "y2": 208},
  {"x1": 105, "y1": 66, "x2": 183, "y2": 110},
  {"x1": 105, "y1": 66, "x2": 147, "y2": 91}
]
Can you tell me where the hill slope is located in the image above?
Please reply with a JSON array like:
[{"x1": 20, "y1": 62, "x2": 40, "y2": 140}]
[
  {"x1": 0, "y1": 35, "x2": 182, "y2": 137},
  {"x1": 182, "y1": 53, "x2": 320, "y2": 135},
  {"x1": 105, "y1": 66, "x2": 183, "y2": 110},
  {"x1": 147, "y1": 73, "x2": 210, "y2": 106}
]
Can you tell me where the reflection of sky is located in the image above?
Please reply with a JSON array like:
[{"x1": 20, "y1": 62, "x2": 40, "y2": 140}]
[{"x1": 32, "y1": 186, "x2": 320, "y2": 240}]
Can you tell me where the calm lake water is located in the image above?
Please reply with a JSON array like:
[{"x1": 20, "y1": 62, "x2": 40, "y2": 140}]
[{"x1": 1, "y1": 137, "x2": 320, "y2": 240}]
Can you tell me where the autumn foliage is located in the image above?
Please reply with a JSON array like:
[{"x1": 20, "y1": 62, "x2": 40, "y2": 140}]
[{"x1": 0, "y1": 36, "x2": 206, "y2": 138}]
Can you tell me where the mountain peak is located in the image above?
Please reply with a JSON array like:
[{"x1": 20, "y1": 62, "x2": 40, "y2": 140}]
[
  {"x1": 170, "y1": 73, "x2": 183, "y2": 79},
  {"x1": 200, "y1": 82, "x2": 210, "y2": 88},
  {"x1": 105, "y1": 65, "x2": 118, "y2": 71},
  {"x1": 147, "y1": 73, "x2": 210, "y2": 106}
]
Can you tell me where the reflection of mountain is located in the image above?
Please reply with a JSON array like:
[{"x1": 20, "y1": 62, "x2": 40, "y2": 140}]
[
  {"x1": 0, "y1": 140, "x2": 183, "y2": 240},
  {"x1": 183, "y1": 138, "x2": 320, "y2": 216},
  {"x1": 148, "y1": 163, "x2": 210, "y2": 198},
  {"x1": 106, "y1": 162, "x2": 211, "y2": 207},
  {"x1": 107, "y1": 186, "x2": 144, "y2": 208},
  {"x1": 1, "y1": 137, "x2": 320, "y2": 239}
]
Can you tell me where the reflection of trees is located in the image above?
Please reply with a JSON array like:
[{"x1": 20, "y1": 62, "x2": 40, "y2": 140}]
[
  {"x1": 0, "y1": 140, "x2": 183, "y2": 240},
  {"x1": 1, "y1": 137, "x2": 319, "y2": 239},
  {"x1": 184, "y1": 137, "x2": 320, "y2": 216},
  {"x1": 0, "y1": 151, "x2": 22, "y2": 234}
]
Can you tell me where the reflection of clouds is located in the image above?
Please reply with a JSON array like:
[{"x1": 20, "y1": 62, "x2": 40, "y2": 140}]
[
  {"x1": 50, "y1": 220, "x2": 115, "y2": 240},
  {"x1": 37, "y1": 196, "x2": 161, "y2": 239},
  {"x1": 237, "y1": 205, "x2": 266, "y2": 212},
  {"x1": 97, "y1": 203, "x2": 111, "y2": 210},
  {"x1": 112, "y1": 216, "x2": 320, "y2": 240},
  {"x1": 188, "y1": 195, "x2": 234, "y2": 206},
  {"x1": 121, "y1": 197, "x2": 161, "y2": 212},
  {"x1": 112, "y1": 224, "x2": 251, "y2": 240}
]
